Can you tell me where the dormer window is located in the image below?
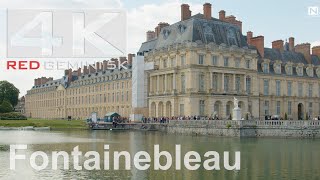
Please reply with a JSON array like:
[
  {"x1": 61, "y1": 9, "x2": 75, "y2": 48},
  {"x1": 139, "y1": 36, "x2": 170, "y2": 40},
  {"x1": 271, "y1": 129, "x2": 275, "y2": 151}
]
[
  {"x1": 262, "y1": 63, "x2": 269, "y2": 73},
  {"x1": 246, "y1": 59, "x2": 251, "y2": 69},
  {"x1": 316, "y1": 68, "x2": 320, "y2": 78},
  {"x1": 296, "y1": 66, "x2": 303, "y2": 76},
  {"x1": 274, "y1": 63, "x2": 281, "y2": 74},
  {"x1": 306, "y1": 67, "x2": 314, "y2": 77},
  {"x1": 235, "y1": 58, "x2": 240, "y2": 68},
  {"x1": 285, "y1": 65, "x2": 293, "y2": 75}
]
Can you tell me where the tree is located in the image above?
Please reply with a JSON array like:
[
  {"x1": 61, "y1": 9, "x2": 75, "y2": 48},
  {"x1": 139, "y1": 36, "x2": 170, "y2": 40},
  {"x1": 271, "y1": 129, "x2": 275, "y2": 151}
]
[
  {"x1": 284, "y1": 113, "x2": 288, "y2": 120},
  {"x1": 0, "y1": 81, "x2": 20, "y2": 107},
  {"x1": 0, "y1": 100, "x2": 13, "y2": 113}
]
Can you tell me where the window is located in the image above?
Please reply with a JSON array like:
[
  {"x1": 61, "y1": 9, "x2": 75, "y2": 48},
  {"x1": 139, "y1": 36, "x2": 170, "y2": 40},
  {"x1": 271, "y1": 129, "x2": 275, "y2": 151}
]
[
  {"x1": 235, "y1": 75, "x2": 241, "y2": 93},
  {"x1": 212, "y1": 74, "x2": 218, "y2": 91},
  {"x1": 235, "y1": 58, "x2": 240, "y2": 68},
  {"x1": 286, "y1": 65, "x2": 292, "y2": 75},
  {"x1": 309, "y1": 102, "x2": 313, "y2": 116},
  {"x1": 224, "y1": 57, "x2": 229, "y2": 67},
  {"x1": 246, "y1": 60, "x2": 251, "y2": 69},
  {"x1": 263, "y1": 63, "x2": 269, "y2": 73},
  {"x1": 171, "y1": 58, "x2": 175, "y2": 67},
  {"x1": 199, "y1": 100, "x2": 205, "y2": 116},
  {"x1": 297, "y1": 67, "x2": 303, "y2": 76},
  {"x1": 181, "y1": 55, "x2": 186, "y2": 66},
  {"x1": 276, "y1": 101, "x2": 281, "y2": 115},
  {"x1": 288, "y1": 101, "x2": 292, "y2": 115},
  {"x1": 212, "y1": 56, "x2": 218, "y2": 65},
  {"x1": 226, "y1": 104, "x2": 231, "y2": 116},
  {"x1": 287, "y1": 82, "x2": 292, "y2": 96},
  {"x1": 163, "y1": 60, "x2": 167, "y2": 68},
  {"x1": 308, "y1": 84, "x2": 313, "y2": 97},
  {"x1": 199, "y1": 54, "x2": 204, "y2": 65},
  {"x1": 180, "y1": 104, "x2": 184, "y2": 116},
  {"x1": 298, "y1": 82, "x2": 303, "y2": 97},
  {"x1": 246, "y1": 76, "x2": 251, "y2": 94},
  {"x1": 199, "y1": 74, "x2": 205, "y2": 91},
  {"x1": 181, "y1": 74, "x2": 186, "y2": 93},
  {"x1": 264, "y1": 101, "x2": 269, "y2": 115},
  {"x1": 263, "y1": 79, "x2": 269, "y2": 95},
  {"x1": 274, "y1": 64, "x2": 281, "y2": 74},
  {"x1": 276, "y1": 80, "x2": 281, "y2": 96},
  {"x1": 224, "y1": 75, "x2": 229, "y2": 92}
]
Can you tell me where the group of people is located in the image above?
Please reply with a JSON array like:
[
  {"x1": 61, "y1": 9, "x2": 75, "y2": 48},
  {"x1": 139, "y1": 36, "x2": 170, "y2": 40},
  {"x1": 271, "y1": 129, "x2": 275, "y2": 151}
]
[{"x1": 141, "y1": 115, "x2": 221, "y2": 123}]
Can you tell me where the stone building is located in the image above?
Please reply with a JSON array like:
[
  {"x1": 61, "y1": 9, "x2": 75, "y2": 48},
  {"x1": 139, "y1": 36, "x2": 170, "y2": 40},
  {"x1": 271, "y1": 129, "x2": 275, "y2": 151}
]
[
  {"x1": 25, "y1": 55, "x2": 134, "y2": 119},
  {"x1": 137, "y1": 3, "x2": 320, "y2": 120},
  {"x1": 14, "y1": 96, "x2": 25, "y2": 115}
]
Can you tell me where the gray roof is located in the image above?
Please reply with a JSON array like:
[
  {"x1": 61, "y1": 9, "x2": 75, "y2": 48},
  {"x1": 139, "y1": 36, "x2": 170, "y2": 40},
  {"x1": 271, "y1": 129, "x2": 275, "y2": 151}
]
[{"x1": 138, "y1": 13, "x2": 248, "y2": 54}]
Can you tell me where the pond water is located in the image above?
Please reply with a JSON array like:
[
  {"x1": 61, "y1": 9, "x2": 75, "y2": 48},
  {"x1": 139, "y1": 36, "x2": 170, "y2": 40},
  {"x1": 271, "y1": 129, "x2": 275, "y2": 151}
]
[{"x1": 0, "y1": 130, "x2": 319, "y2": 179}]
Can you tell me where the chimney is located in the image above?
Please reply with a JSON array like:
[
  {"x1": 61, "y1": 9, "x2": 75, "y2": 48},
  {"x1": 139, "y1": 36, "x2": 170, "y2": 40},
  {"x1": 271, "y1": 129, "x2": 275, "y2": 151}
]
[
  {"x1": 119, "y1": 57, "x2": 127, "y2": 67},
  {"x1": 48, "y1": 77, "x2": 53, "y2": 81},
  {"x1": 155, "y1": 22, "x2": 169, "y2": 37},
  {"x1": 312, "y1": 46, "x2": 320, "y2": 57},
  {"x1": 89, "y1": 65, "x2": 96, "y2": 74},
  {"x1": 219, "y1": 10, "x2": 225, "y2": 20},
  {"x1": 34, "y1": 79, "x2": 37, "y2": 86},
  {"x1": 295, "y1": 43, "x2": 311, "y2": 64},
  {"x1": 77, "y1": 68, "x2": 81, "y2": 76},
  {"x1": 181, "y1": 4, "x2": 191, "y2": 21},
  {"x1": 289, "y1": 37, "x2": 295, "y2": 51},
  {"x1": 128, "y1": 53, "x2": 135, "y2": 65},
  {"x1": 84, "y1": 66, "x2": 89, "y2": 75},
  {"x1": 203, "y1": 3, "x2": 212, "y2": 20},
  {"x1": 247, "y1": 31, "x2": 253, "y2": 45},
  {"x1": 272, "y1": 40, "x2": 284, "y2": 52},
  {"x1": 103, "y1": 60, "x2": 108, "y2": 71},
  {"x1": 224, "y1": 15, "x2": 242, "y2": 32},
  {"x1": 146, "y1": 31, "x2": 156, "y2": 41},
  {"x1": 68, "y1": 69, "x2": 72, "y2": 83},
  {"x1": 40, "y1": 77, "x2": 47, "y2": 85},
  {"x1": 96, "y1": 62, "x2": 101, "y2": 72},
  {"x1": 250, "y1": 36, "x2": 265, "y2": 58},
  {"x1": 36, "y1": 78, "x2": 41, "y2": 86}
]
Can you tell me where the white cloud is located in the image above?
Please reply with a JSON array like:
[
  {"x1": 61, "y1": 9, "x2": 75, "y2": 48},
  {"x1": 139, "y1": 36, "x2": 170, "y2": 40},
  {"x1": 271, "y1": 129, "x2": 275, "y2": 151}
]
[
  {"x1": 311, "y1": 41, "x2": 320, "y2": 48},
  {"x1": 0, "y1": 0, "x2": 207, "y2": 96},
  {"x1": 127, "y1": 1, "x2": 203, "y2": 53}
]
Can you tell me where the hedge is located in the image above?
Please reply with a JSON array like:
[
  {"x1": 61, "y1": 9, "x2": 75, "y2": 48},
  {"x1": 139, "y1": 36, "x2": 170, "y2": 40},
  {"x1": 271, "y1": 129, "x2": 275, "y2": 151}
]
[{"x1": 0, "y1": 112, "x2": 27, "y2": 120}]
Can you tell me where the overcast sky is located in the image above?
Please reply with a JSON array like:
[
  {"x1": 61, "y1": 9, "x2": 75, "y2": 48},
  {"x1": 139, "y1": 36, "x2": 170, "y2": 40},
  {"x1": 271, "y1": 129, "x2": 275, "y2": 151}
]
[{"x1": 0, "y1": 0, "x2": 319, "y2": 96}]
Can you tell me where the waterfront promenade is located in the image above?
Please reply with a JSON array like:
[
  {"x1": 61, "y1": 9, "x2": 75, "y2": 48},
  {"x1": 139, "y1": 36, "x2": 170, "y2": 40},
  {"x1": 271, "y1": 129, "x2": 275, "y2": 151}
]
[{"x1": 89, "y1": 120, "x2": 320, "y2": 138}]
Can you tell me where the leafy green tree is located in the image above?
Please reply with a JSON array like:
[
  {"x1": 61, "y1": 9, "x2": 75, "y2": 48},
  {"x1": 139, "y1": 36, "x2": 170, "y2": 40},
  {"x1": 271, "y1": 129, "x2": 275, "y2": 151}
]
[
  {"x1": 0, "y1": 100, "x2": 13, "y2": 113},
  {"x1": 0, "y1": 81, "x2": 19, "y2": 107}
]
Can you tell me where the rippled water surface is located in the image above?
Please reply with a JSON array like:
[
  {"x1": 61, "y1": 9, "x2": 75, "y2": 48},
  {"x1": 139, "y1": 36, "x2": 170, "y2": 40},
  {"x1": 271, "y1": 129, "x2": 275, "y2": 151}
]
[{"x1": 0, "y1": 130, "x2": 319, "y2": 180}]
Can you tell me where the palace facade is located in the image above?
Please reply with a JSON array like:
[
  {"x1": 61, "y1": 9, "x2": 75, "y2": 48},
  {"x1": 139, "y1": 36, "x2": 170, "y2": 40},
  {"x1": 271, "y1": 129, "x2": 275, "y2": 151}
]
[
  {"x1": 25, "y1": 3, "x2": 320, "y2": 120},
  {"x1": 138, "y1": 3, "x2": 320, "y2": 120},
  {"x1": 25, "y1": 56, "x2": 134, "y2": 119}
]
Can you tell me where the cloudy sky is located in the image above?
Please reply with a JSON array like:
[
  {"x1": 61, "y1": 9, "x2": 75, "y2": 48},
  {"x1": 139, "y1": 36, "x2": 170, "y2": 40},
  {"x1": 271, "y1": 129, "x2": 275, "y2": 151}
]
[{"x1": 0, "y1": 0, "x2": 319, "y2": 96}]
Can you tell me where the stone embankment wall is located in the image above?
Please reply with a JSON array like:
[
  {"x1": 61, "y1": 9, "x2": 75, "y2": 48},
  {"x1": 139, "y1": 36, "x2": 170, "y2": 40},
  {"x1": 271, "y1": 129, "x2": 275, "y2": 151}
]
[{"x1": 165, "y1": 120, "x2": 320, "y2": 138}]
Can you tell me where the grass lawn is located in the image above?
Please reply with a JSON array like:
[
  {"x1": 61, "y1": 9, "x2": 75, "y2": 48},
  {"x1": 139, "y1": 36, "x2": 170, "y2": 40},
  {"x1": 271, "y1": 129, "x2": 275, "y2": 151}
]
[{"x1": 0, "y1": 119, "x2": 88, "y2": 130}]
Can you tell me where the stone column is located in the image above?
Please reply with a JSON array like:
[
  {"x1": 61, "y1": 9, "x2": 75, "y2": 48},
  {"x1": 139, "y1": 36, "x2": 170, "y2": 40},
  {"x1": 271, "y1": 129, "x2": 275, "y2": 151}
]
[
  {"x1": 173, "y1": 73, "x2": 176, "y2": 92},
  {"x1": 156, "y1": 75, "x2": 159, "y2": 94},
  {"x1": 221, "y1": 73, "x2": 225, "y2": 92},
  {"x1": 149, "y1": 76, "x2": 153, "y2": 93},
  {"x1": 233, "y1": 74, "x2": 236, "y2": 91},
  {"x1": 243, "y1": 75, "x2": 246, "y2": 93},
  {"x1": 164, "y1": 74, "x2": 167, "y2": 92}
]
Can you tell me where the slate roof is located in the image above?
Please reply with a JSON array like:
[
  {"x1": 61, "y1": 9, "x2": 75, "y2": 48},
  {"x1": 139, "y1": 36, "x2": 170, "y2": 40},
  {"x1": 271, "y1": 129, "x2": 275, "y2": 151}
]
[{"x1": 138, "y1": 13, "x2": 248, "y2": 54}]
